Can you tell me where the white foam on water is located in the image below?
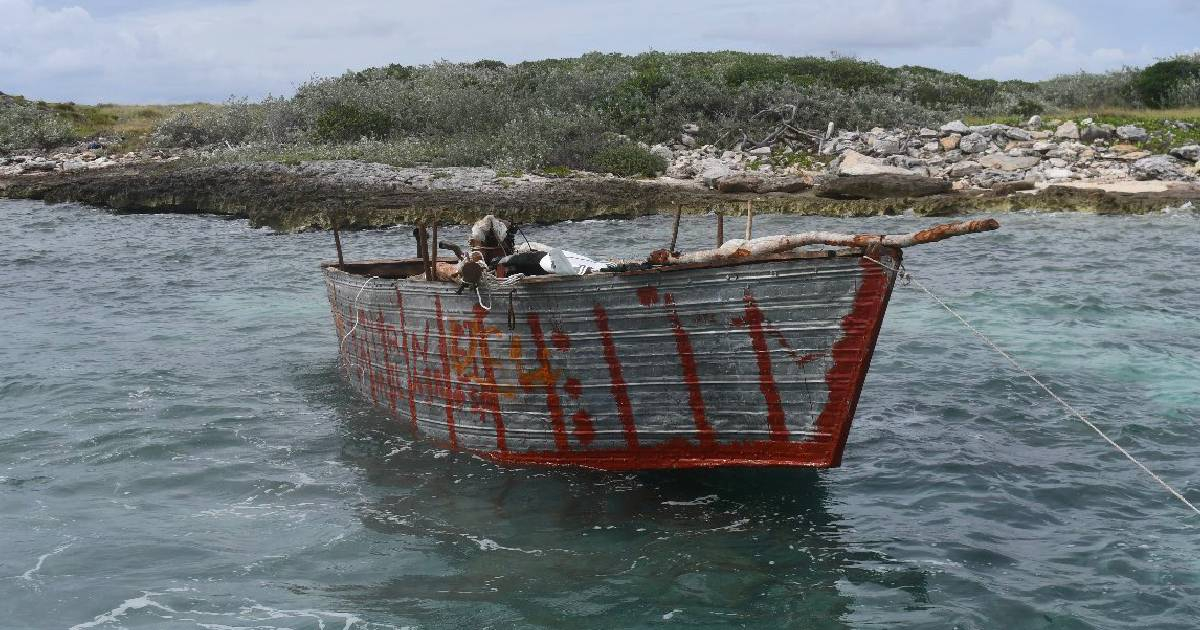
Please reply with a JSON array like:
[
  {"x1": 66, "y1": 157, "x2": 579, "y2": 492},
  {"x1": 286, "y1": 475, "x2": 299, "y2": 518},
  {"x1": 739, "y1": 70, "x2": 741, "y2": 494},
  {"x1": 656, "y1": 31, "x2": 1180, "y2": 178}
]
[
  {"x1": 16, "y1": 541, "x2": 73, "y2": 588},
  {"x1": 662, "y1": 608, "x2": 683, "y2": 620},
  {"x1": 69, "y1": 592, "x2": 177, "y2": 629},
  {"x1": 466, "y1": 535, "x2": 543, "y2": 555}
]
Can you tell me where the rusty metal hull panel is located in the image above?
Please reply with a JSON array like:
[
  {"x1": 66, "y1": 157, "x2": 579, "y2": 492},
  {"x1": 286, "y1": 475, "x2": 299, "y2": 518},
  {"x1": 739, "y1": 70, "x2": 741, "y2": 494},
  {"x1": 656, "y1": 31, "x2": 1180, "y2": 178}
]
[{"x1": 323, "y1": 250, "x2": 900, "y2": 469}]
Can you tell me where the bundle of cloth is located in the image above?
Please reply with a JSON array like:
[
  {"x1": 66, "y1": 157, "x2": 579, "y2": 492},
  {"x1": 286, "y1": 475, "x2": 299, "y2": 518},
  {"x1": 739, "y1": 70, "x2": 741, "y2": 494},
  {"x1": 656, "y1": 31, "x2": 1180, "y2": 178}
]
[{"x1": 468, "y1": 215, "x2": 614, "y2": 276}]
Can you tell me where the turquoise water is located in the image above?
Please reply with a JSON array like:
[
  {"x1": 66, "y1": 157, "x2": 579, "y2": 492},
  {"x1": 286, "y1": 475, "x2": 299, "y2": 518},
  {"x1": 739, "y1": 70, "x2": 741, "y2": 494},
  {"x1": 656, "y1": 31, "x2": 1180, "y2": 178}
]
[{"x1": 2, "y1": 199, "x2": 1198, "y2": 629}]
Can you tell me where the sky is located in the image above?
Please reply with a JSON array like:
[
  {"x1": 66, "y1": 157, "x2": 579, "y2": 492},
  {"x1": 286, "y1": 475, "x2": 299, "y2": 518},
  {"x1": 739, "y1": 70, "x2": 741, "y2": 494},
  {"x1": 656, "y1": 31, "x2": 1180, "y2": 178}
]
[{"x1": 1, "y1": 0, "x2": 1198, "y2": 104}]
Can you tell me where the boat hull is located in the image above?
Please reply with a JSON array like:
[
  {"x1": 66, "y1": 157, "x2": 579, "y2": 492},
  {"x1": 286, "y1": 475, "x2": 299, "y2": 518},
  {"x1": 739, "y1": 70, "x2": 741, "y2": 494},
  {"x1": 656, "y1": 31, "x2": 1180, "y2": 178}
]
[{"x1": 324, "y1": 249, "x2": 900, "y2": 469}]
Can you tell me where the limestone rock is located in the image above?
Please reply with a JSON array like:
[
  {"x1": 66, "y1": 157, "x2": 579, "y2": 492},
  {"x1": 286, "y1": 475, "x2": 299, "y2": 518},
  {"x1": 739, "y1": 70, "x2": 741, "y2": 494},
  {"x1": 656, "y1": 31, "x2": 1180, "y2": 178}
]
[
  {"x1": 715, "y1": 173, "x2": 761, "y2": 193},
  {"x1": 1055, "y1": 121, "x2": 1080, "y2": 140},
  {"x1": 682, "y1": 123, "x2": 700, "y2": 134},
  {"x1": 834, "y1": 150, "x2": 915, "y2": 176},
  {"x1": 939, "y1": 134, "x2": 961, "y2": 151},
  {"x1": 947, "y1": 160, "x2": 982, "y2": 177},
  {"x1": 940, "y1": 120, "x2": 970, "y2": 135},
  {"x1": 1131, "y1": 155, "x2": 1192, "y2": 181},
  {"x1": 815, "y1": 174, "x2": 951, "y2": 199},
  {"x1": 680, "y1": 134, "x2": 697, "y2": 148},
  {"x1": 1116, "y1": 125, "x2": 1149, "y2": 142},
  {"x1": 697, "y1": 157, "x2": 732, "y2": 187},
  {"x1": 1169, "y1": 144, "x2": 1200, "y2": 162},
  {"x1": 978, "y1": 154, "x2": 1040, "y2": 171},
  {"x1": 991, "y1": 180, "x2": 1036, "y2": 194},
  {"x1": 958, "y1": 133, "x2": 990, "y2": 154},
  {"x1": 1026, "y1": 115, "x2": 1042, "y2": 128},
  {"x1": 1080, "y1": 124, "x2": 1114, "y2": 144},
  {"x1": 871, "y1": 136, "x2": 903, "y2": 155}
]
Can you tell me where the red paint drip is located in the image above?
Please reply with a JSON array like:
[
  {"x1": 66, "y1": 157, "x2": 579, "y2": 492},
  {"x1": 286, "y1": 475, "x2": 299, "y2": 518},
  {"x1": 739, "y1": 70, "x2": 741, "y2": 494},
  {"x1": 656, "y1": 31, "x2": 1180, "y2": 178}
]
[
  {"x1": 813, "y1": 256, "x2": 890, "y2": 465},
  {"x1": 571, "y1": 410, "x2": 596, "y2": 446},
  {"x1": 564, "y1": 377, "x2": 583, "y2": 399},
  {"x1": 376, "y1": 311, "x2": 398, "y2": 413},
  {"x1": 526, "y1": 314, "x2": 569, "y2": 451},
  {"x1": 740, "y1": 292, "x2": 789, "y2": 441},
  {"x1": 395, "y1": 291, "x2": 418, "y2": 430},
  {"x1": 637, "y1": 286, "x2": 660, "y2": 306},
  {"x1": 662, "y1": 293, "x2": 714, "y2": 446},
  {"x1": 434, "y1": 295, "x2": 457, "y2": 448},
  {"x1": 593, "y1": 304, "x2": 639, "y2": 449},
  {"x1": 472, "y1": 304, "x2": 507, "y2": 452},
  {"x1": 551, "y1": 330, "x2": 571, "y2": 352}
]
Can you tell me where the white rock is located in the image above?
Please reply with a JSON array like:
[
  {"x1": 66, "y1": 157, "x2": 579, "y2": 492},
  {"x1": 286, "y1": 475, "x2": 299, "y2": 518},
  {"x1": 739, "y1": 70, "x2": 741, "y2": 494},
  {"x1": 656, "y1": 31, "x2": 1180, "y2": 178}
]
[
  {"x1": 680, "y1": 134, "x2": 697, "y2": 148},
  {"x1": 940, "y1": 120, "x2": 970, "y2": 135},
  {"x1": 748, "y1": 146, "x2": 772, "y2": 156},
  {"x1": 959, "y1": 133, "x2": 990, "y2": 154},
  {"x1": 1169, "y1": 145, "x2": 1200, "y2": 162},
  {"x1": 1026, "y1": 115, "x2": 1042, "y2": 128},
  {"x1": 697, "y1": 157, "x2": 733, "y2": 187},
  {"x1": 682, "y1": 123, "x2": 700, "y2": 134},
  {"x1": 979, "y1": 154, "x2": 1040, "y2": 171},
  {"x1": 834, "y1": 150, "x2": 916, "y2": 176},
  {"x1": 1116, "y1": 125, "x2": 1149, "y2": 142},
  {"x1": 1055, "y1": 121, "x2": 1080, "y2": 140},
  {"x1": 947, "y1": 160, "x2": 982, "y2": 177},
  {"x1": 1043, "y1": 167, "x2": 1076, "y2": 179}
]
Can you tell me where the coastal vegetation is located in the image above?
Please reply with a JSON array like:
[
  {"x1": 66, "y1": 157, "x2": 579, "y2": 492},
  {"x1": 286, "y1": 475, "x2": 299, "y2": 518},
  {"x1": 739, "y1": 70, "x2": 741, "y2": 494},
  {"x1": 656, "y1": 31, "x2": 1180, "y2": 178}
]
[{"x1": 3, "y1": 51, "x2": 1200, "y2": 173}]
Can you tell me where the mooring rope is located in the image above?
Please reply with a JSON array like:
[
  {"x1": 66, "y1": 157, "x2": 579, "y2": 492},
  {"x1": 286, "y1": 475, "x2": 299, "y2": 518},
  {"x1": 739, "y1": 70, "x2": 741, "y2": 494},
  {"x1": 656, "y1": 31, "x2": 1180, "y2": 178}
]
[
  {"x1": 864, "y1": 255, "x2": 1200, "y2": 517},
  {"x1": 338, "y1": 275, "x2": 380, "y2": 370}
]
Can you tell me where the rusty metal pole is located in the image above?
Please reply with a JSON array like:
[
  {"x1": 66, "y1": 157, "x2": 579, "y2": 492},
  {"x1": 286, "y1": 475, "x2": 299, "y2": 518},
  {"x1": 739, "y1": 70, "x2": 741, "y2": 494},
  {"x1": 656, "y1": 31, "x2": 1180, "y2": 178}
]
[
  {"x1": 716, "y1": 211, "x2": 724, "y2": 246},
  {"x1": 744, "y1": 200, "x2": 753, "y2": 240},
  {"x1": 668, "y1": 205, "x2": 682, "y2": 253},
  {"x1": 332, "y1": 223, "x2": 344, "y2": 266}
]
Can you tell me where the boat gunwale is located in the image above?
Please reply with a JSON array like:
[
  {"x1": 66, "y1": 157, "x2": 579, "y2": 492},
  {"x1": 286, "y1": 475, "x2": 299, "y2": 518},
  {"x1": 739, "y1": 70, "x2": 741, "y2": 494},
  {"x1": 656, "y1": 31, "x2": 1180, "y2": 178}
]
[{"x1": 320, "y1": 246, "x2": 897, "y2": 288}]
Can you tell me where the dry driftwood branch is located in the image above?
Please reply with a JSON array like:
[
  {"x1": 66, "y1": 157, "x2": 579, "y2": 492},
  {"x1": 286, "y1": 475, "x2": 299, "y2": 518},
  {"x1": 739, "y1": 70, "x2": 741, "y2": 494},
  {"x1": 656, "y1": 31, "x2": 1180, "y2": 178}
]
[{"x1": 648, "y1": 218, "x2": 1000, "y2": 265}]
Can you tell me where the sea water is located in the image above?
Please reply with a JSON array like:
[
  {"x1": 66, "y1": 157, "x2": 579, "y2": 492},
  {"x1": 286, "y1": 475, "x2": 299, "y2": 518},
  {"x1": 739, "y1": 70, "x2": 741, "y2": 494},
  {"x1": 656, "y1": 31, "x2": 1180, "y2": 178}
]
[{"x1": 1, "y1": 200, "x2": 1198, "y2": 629}]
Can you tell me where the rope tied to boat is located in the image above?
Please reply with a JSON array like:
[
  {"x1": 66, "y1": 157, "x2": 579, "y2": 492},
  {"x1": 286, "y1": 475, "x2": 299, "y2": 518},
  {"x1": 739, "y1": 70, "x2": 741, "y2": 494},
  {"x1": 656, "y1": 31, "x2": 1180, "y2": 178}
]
[
  {"x1": 863, "y1": 255, "x2": 1200, "y2": 518},
  {"x1": 457, "y1": 259, "x2": 525, "y2": 310},
  {"x1": 338, "y1": 275, "x2": 380, "y2": 374}
]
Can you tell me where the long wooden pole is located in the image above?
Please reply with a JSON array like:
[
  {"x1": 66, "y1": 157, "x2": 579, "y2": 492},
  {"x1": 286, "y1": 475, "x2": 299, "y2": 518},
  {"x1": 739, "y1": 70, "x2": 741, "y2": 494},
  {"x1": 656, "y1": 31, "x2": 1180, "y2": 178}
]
[
  {"x1": 648, "y1": 218, "x2": 1001, "y2": 265},
  {"x1": 744, "y1": 200, "x2": 753, "y2": 240},
  {"x1": 716, "y1": 211, "x2": 724, "y2": 247},
  {"x1": 430, "y1": 223, "x2": 439, "y2": 281},
  {"x1": 668, "y1": 205, "x2": 682, "y2": 253},
  {"x1": 332, "y1": 223, "x2": 344, "y2": 266}
]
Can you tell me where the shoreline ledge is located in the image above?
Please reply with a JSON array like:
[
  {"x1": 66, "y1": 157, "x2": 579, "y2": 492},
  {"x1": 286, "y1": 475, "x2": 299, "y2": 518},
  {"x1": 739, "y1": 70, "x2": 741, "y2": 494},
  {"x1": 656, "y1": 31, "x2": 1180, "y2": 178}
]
[{"x1": 3, "y1": 161, "x2": 1198, "y2": 232}]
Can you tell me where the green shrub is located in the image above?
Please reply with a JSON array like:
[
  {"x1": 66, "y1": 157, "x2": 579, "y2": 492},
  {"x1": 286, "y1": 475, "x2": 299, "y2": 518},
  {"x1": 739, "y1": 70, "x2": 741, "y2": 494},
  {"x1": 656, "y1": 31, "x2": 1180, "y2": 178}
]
[
  {"x1": 314, "y1": 103, "x2": 393, "y2": 142},
  {"x1": 588, "y1": 144, "x2": 667, "y2": 177},
  {"x1": 0, "y1": 101, "x2": 77, "y2": 151},
  {"x1": 1135, "y1": 56, "x2": 1200, "y2": 107}
]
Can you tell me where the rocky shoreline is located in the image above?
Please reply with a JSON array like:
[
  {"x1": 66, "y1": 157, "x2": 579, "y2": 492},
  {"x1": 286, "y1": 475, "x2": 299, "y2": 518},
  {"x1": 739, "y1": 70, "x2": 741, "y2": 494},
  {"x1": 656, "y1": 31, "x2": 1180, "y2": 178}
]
[{"x1": 2, "y1": 116, "x2": 1199, "y2": 231}]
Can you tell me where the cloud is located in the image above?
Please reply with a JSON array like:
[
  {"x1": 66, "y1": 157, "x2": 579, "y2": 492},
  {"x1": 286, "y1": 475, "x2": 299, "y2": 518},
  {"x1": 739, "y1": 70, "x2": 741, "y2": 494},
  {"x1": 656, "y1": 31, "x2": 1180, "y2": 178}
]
[
  {"x1": 0, "y1": 0, "x2": 1190, "y2": 103},
  {"x1": 979, "y1": 37, "x2": 1151, "y2": 79}
]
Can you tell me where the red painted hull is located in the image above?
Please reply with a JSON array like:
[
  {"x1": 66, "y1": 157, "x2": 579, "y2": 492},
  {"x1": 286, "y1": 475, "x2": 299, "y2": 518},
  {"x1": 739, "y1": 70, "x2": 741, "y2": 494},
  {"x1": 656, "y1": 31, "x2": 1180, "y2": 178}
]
[{"x1": 324, "y1": 248, "x2": 901, "y2": 469}]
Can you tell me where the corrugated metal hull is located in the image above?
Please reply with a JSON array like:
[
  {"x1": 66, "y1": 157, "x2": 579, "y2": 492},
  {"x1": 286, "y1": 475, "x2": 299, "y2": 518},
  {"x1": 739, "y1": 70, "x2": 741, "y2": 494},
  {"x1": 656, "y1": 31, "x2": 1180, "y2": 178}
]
[{"x1": 323, "y1": 250, "x2": 900, "y2": 469}]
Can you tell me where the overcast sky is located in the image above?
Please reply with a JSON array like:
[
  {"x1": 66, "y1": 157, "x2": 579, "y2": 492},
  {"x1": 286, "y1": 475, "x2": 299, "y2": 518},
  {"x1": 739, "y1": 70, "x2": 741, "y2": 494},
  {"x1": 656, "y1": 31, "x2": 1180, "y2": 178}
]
[{"x1": 2, "y1": 0, "x2": 1197, "y2": 104}]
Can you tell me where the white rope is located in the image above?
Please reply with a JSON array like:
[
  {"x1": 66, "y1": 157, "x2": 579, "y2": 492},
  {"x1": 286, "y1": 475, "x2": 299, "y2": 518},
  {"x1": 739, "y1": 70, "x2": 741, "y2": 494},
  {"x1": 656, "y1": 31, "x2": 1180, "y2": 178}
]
[
  {"x1": 864, "y1": 255, "x2": 1200, "y2": 517},
  {"x1": 338, "y1": 275, "x2": 380, "y2": 369},
  {"x1": 469, "y1": 264, "x2": 525, "y2": 310}
]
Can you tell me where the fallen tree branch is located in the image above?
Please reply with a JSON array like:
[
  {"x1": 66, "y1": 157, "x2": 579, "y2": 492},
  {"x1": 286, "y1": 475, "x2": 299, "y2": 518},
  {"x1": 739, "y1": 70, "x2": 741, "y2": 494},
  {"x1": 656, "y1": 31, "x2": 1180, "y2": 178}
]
[{"x1": 647, "y1": 218, "x2": 1000, "y2": 265}]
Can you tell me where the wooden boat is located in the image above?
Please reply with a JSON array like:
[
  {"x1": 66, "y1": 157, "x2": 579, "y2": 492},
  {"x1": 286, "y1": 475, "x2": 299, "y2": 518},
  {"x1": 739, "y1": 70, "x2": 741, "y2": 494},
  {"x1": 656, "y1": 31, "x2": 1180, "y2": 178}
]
[{"x1": 323, "y1": 218, "x2": 997, "y2": 470}]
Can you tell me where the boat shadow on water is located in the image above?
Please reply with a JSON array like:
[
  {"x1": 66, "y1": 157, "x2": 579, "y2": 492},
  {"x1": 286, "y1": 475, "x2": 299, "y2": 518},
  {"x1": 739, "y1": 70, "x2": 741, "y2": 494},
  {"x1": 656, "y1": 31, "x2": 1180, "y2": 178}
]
[{"x1": 303, "y1": 362, "x2": 933, "y2": 628}]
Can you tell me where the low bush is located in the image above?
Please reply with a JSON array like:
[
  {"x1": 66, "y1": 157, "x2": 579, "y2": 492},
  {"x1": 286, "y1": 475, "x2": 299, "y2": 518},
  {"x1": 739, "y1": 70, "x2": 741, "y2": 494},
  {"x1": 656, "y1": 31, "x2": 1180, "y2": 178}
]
[
  {"x1": 588, "y1": 144, "x2": 667, "y2": 177},
  {"x1": 0, "y1": 100, "x2": 76, "y2": 151}
]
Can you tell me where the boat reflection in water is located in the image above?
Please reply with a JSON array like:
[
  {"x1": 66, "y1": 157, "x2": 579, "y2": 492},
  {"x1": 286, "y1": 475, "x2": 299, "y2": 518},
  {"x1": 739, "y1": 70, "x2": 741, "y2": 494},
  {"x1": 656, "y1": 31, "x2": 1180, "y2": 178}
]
[{"x1": 329, "y1": 410, "x2": 931, "y2": 628}]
